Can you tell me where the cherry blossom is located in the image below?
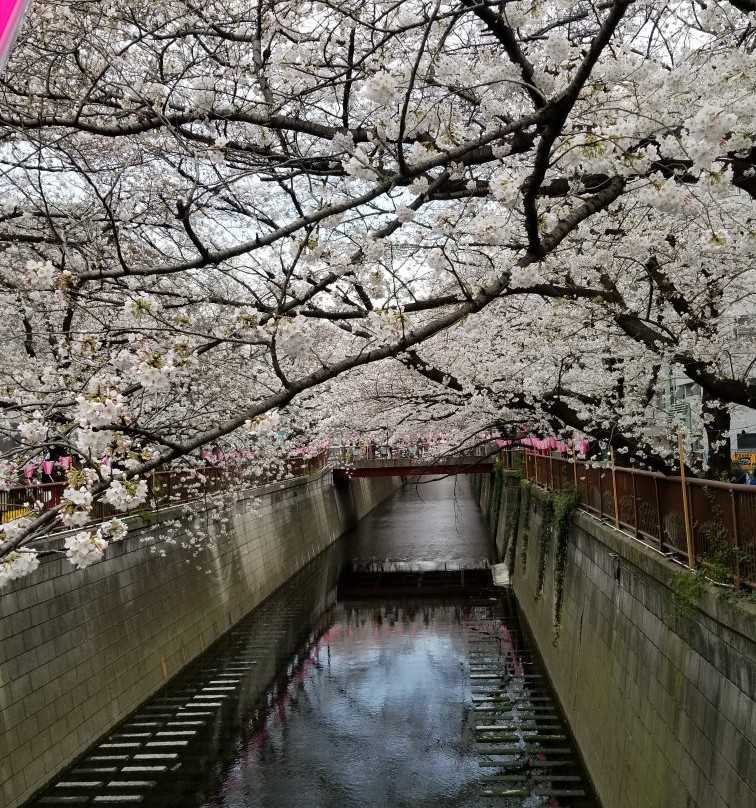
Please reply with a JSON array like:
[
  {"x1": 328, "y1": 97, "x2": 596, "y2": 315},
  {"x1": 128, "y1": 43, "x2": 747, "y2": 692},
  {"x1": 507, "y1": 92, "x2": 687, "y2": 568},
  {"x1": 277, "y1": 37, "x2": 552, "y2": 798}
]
[
  {"x1": 64, "y1": 531, "x2": 108, "y2": 569},
  {"x1": 0, "y1": 0, "x2": 753, "y2": 581},
  {"x1": 99, "y1": 518, "x2": 128, "y2": 543},
  {"x1": 101, "y1": 480, "x2": 149, "y2": 512},
  {"x1": 0, "y1": 548, "x2": 39, "y2": 588}
]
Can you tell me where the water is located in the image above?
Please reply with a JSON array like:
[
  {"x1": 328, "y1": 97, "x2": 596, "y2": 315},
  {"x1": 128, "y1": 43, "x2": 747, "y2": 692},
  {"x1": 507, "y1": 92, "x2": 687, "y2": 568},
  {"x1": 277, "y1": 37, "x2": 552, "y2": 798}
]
[
  {"x1": 224, "y1": 602, "x2": 483, "y2": 808},
  {"x1": 29, "y1": 477, "x2": 599, "y2": 808},
  {"x1": 345, "y1": 476, "x2": 492, "y2": 569}
]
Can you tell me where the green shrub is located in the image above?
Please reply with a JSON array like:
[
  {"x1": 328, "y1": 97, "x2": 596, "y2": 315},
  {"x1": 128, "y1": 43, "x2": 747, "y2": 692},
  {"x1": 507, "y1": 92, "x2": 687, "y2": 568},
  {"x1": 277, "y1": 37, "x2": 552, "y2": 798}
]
[{"x1": 552, "y1": 487, "x2": 581, "y2": 643}]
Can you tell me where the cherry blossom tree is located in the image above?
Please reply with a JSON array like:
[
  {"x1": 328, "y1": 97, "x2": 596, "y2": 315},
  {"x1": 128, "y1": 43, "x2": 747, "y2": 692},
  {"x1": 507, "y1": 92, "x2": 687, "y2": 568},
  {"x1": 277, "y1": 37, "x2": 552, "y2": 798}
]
[{"x1": 1, "y1": 0, "x2": 755, "y2": 582}]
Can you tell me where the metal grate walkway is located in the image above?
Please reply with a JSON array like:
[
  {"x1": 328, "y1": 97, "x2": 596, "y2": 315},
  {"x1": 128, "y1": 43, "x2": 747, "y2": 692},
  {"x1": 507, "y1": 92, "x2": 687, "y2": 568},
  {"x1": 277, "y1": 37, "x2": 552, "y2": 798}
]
[{"x1": 465, "y1": 612, "x2": 594, "y2": 805}]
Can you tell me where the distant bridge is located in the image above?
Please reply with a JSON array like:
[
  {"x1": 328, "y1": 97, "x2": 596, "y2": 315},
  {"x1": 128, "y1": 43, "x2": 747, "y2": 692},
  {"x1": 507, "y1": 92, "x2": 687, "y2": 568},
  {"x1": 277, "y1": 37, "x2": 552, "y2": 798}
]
[{"x1": 331, "y1": 455, "x2": 494, "y2": 478}]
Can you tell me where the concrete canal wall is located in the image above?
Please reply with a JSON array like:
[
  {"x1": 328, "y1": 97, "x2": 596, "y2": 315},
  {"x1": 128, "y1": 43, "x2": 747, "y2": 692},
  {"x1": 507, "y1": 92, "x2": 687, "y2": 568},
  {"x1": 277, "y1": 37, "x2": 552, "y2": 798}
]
[
  {"x1": 475, "y1": 471, "x2": 756, "y2": 808},
  {"x1": 0, "y1": 470, "x2": 401, "y2": 808}
]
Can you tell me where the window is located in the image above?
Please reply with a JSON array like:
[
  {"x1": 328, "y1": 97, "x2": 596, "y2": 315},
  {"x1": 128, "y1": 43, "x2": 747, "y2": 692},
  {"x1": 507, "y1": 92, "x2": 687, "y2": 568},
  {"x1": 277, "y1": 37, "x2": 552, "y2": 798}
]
[{"x1": 736, "y1": 432, "x2": 756, "y2": 450}]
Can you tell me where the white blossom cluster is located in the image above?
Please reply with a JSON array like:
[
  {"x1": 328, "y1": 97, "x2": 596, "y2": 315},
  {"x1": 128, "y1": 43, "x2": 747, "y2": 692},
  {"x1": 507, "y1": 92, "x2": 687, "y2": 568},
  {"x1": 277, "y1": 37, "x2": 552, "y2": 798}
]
[
  {"x1": 23, "y1": 260, "x2": 56, "y2": 288},
  {"x1": 0, "y1": 0, "x2": 755, "y2": 585},
  {"x1": 683, "y1": 104, "x2": 739, "y2": 172},
  {"x1": 102, "y1": 479, "x2": 148, "y2": 511},
  {"x1": 63, "y1": 518, "x2": 129, "y2": 570},
  {"x1": 361, "y1": 70, "x2": 400, "y2": 107},
  {"x1": 132, "y1": 349, "x2": 174, "y2": 392},
  {"x1": 490, "y1": 177, "x2": 520, "y2": 209},
  {"x1": 365, "y1": 310, "x2": 404, "y2": 345},
  {"x1": 0, "y1": 549, "x2": 40, "y2": 588},
  {"x1": 61, "y1": 487, "x2": 94, "y2": 527},
  {"x1": 0, "y1": 461, "x2": 17, "y2": 491},
  {"x1": 275, "y1": 316, "x2": 311, "y2": 359},
  {"x1": 100, "y1": 517, "x2": 128, "y2": 542},
  {"x1": 64, "y1": 530, "x2": 108, "y2": 569},
  {"x1": 343, "y1": 152, "x2": 378, "y2": 181},
  {"x1": 245, "y1": 410, "x2": 281, "y2": 437},
  {"x1": 75, "y1": 390, "x2": 128, "y2": 429},
  {"x1": 17, "y1": 414, "x2": 47, "y2": 445}
]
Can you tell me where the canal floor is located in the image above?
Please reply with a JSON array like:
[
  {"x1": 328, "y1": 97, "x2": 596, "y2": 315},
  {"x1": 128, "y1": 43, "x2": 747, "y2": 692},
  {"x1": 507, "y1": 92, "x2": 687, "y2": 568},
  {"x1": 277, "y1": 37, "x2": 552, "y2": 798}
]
[{"x1": 28, "y1": 477, "x2": 599, "y2": 808}]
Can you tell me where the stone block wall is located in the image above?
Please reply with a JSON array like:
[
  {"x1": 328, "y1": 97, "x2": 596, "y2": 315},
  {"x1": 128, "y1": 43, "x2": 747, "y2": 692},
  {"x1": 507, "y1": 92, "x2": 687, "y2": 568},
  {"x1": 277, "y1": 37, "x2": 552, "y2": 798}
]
[
  {"x1": 476, "y1": 475, "x2": 756, "y2": 808},
  {"x1": 0, "y1": 471, "x2": 400, "y2": 808},
  {"x1": 474, "y1": 470, "x2": 520, "y2": 557}
]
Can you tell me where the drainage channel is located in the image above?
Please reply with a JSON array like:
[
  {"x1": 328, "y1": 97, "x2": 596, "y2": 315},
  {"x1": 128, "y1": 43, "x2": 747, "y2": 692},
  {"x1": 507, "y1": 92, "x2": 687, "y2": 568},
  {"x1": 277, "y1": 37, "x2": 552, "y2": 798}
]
[
  {"x1": 25, "y1": 540, "x2": 346, "y2": 808},
  {"x1": 26, "y1": 567, "x2": 599, "y2": 808},
  {"x1": 26, "y1": 476, "x2": 600, "y2": 808}
]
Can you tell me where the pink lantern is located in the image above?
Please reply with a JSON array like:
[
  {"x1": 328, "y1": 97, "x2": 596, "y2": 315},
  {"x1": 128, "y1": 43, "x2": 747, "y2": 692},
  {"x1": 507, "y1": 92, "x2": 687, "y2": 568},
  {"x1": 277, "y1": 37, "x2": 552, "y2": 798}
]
[
  {"x1": 41, "y1": 460, "x2": 54, "y2": 476},
  {"x1": 58, "y1": 456, "x2": 71, "y2": 470},
  {"x1": 22, "y1": 462, "x2": 36, "y2": 480}
]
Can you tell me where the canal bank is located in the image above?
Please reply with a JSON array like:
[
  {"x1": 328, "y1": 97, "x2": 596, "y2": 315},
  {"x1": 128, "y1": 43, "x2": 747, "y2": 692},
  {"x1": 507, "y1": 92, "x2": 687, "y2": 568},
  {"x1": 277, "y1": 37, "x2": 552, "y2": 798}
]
[
  {"x1": 474, "y1": 470, "x2": 756, "y2": 808},
  {"x1": 1, "y1": 470, "x2": 401, "y2": 808},
  {"x1": 22, "y1": 476, "x2": 599, "y2": 808}
]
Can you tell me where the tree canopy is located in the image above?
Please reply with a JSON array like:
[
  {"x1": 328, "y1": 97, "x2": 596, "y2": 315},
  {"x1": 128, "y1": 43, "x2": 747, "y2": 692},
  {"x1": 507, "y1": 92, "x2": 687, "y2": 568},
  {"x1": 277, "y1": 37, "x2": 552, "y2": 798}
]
[{"x1": 1, "y1": 0, "x2": 755, "y2": 580}]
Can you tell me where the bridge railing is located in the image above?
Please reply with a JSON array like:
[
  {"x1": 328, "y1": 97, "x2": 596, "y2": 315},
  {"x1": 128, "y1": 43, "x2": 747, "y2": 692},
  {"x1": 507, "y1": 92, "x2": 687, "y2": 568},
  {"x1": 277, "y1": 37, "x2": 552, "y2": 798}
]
[
  {"x1": 0, "y1": 450, "x2": 329, "y2": 527},
  {"x1": 327, "y1": 444, "x2": 431, "y2": 461},
  {"x1": 327, "y1": 444, "x2": 493, "y2": 463},
  {"x1": 519, "y1": 450, "x2": 755, "y2": 590}
]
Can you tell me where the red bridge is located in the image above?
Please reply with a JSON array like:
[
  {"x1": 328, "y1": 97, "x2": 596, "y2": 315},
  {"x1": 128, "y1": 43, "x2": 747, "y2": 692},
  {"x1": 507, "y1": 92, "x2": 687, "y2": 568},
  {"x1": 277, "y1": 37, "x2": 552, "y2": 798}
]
[{"x1": 331, "y1": 456, "x2": 494, "y2": 478}]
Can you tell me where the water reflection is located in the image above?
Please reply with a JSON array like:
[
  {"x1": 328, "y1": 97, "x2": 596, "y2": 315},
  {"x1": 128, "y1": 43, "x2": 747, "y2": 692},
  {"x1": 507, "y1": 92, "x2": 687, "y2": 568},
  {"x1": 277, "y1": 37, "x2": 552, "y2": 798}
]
[
  {"x1": 29, "y1": 477, "x2": 599, "y2": 808},
  {"x1": 209, "y1": 601, "x2": 486, "y2": 808}
]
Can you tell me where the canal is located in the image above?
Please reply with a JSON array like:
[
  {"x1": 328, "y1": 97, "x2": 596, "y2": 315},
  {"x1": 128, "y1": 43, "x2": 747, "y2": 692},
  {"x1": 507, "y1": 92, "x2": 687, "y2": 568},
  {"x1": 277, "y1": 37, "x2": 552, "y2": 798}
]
[{"x1": 29, "y1": 477, "x2": 599, "y2": 808}]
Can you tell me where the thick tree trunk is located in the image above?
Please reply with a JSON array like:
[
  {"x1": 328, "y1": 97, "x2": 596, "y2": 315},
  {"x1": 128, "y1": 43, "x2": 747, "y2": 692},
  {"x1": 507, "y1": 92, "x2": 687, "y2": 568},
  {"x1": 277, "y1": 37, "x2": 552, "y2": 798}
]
[{"x1": 702, "y1": 392, "x2": 731, "y2": 480}]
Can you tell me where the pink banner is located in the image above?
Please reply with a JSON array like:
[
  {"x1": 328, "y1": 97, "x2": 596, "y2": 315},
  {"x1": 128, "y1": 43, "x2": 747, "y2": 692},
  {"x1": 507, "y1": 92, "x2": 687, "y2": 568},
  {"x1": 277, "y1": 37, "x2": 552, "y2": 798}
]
[{"x1": 0, "y1": 0, "x2": 32, "y2": 69}]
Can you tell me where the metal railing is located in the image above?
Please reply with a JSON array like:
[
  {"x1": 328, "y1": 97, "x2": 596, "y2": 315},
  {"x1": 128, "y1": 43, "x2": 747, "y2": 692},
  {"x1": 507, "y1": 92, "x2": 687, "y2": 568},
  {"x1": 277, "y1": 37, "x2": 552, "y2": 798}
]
[
  {"x1": 0, "y1": 451, "x2": 329, "y2": 528},
  {"x1": 517, "y1": 450, "x2": 755, "y2": 591},
  {"x1": 327, "y1": 443, "x2": 488, "y2": 462},
  {"x1": 328, "y1": 444, "x2": 429, "y2": 461}
]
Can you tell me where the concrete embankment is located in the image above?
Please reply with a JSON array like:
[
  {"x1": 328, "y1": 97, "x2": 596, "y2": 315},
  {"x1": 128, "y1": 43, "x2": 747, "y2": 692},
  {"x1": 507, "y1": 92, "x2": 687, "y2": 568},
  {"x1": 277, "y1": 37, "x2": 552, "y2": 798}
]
[
  {"x1": 474, "y1": 471, "x2": 756, "y2": 808},
  {"x1": 0, "y1": 470, "x2": 401, "y2": 808}
]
